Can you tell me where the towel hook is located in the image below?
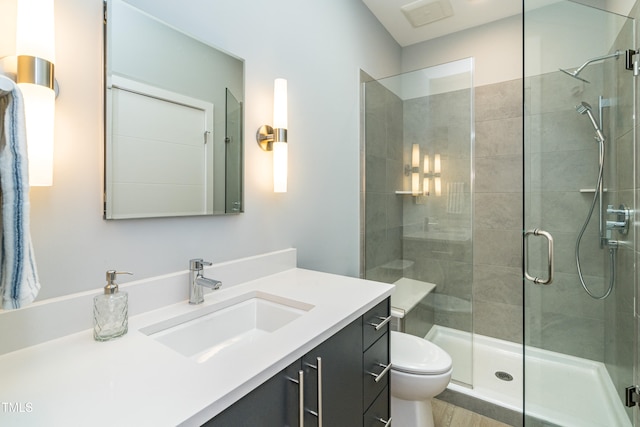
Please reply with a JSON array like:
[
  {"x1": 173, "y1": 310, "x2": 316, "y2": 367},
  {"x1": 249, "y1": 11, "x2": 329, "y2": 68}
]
[{"x1": 0, "y1": 75, "x2": 16, "y2": 98}]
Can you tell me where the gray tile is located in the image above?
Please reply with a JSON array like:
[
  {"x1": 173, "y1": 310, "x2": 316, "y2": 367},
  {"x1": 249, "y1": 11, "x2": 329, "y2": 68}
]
[
  {"x1": 528, "y1": 148, "x2": 599, "y2": 193},
  {"x1": 475, "y1": 116, "x2": 523, "y2": 158},
  {"x1": 528, "y1": 68, "x2": 604, "y2": 116},
  {"x1": 365, "y1": 193, "x2": 386, "y2": 233},
  {"x1": 474, "y1": 192, "x2": 523, "y2": 230},
  {"x1": 386, "y1": 158, "x2": 404, "y2": 193},
  {"x1": 475, "y1": 154, "x2": 523, "y2": 193},
  {"x1": 530, "y1": 311, "x2": 604, "y2": 361},
  {"x1": 474, "y1": 229, "x2": 522, "y2": 268},
  {"x1": 476, "y1": 79, "x2": 523, "y2": 122},
  {"x1": 549, "y1": 230, "x2": 605, "y2": 276},
  {"x1": 473, "y1": 299, "x2": 523, "y2": 343},
  {"x1": 365, "y1": 154, "x2": 387, "y2": 193},
  {"x1": 540, "y1": 272, "x2": 605, "y2": 320},
  {"x1": 527, "y1": 109, "x2": 600, "y2": 154},
  {"x1": 526, "y1": 190, "x2": 600, "y2": 235},
  {"x1": 473, "y1": 265, "x2": 522, "y2": 306},
  {"x1": 616, "y1": 129, "x2": 634, "y2": 191}
]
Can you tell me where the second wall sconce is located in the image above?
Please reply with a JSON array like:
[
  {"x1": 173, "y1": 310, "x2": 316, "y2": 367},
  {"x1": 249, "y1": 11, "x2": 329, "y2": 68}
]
[
  {"x1": 423, "y1": 153, "x2": 441, "y2": 197},
  {"x1": 257, "y1": 78, "x2": 288, "y2": 193},
  {"x1": 397, "y1": 145, "x2": 442, "y2": 198},
  {"x1": 15, "y1": 0, "x2": 57, "y2": 187}
]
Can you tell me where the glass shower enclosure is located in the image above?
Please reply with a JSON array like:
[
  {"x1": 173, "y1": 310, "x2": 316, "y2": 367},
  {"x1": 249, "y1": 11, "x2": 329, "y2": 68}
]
[
  {"x1": 363, "y1": 1, "x2": 638, "y2": 425},
  {"x1": 524, "y1": 1, "x2": 636, "y2": 426},
  {"x1": 361, "y1": 58, "x2": 475, "y2": 388}
]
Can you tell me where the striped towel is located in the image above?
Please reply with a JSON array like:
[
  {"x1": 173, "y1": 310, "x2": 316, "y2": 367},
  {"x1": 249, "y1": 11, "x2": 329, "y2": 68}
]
[
  {"x1": 0, "y1": 78, "x2": 41, "y2": 309},
  {"x1": 446, "y1": 182, "x2": 465, "y2": 214}
]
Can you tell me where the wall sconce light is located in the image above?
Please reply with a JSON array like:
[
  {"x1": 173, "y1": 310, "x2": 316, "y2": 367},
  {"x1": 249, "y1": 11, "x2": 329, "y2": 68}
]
[
  {"x1": 423, "y1": 153, "x2": 442, "y2": 197},
  {"x1": 411, "y1": 144, "x2": 420, "y2": 195},
  {"x1": 423, "y1": 154, "x2": 430, "y2": 196},
  {"x1": 257, "y1": 78, "x2": 288, "y2": 193},
  {"x1": 14, "y1": 0, "x2": 57, "y2": 187}
]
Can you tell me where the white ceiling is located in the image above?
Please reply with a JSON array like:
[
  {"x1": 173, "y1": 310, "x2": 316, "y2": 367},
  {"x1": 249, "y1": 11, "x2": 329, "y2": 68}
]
[{"x1": 362, "y1": 0, "x2": 523, "y2": 47}]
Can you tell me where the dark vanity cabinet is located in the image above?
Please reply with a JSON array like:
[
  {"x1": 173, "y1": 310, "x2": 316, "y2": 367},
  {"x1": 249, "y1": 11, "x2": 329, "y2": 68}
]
[
  {"x1": 362, "y1": 298, "x2": 392, "y2": 427},
  {"x1": 206, "y1": 298, "x2": 391, "y2": 427}
]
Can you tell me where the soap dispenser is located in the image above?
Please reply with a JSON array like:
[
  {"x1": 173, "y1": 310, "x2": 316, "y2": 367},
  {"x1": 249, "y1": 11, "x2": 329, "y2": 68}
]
[{"x1": 93, "y1": 270, "x2": 132, "y2": 341}]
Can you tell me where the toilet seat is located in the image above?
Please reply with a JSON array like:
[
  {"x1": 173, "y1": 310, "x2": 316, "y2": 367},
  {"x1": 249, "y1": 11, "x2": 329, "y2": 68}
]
[{"x1": 391, "y1": 331, "x2": 452, "y2": 375}]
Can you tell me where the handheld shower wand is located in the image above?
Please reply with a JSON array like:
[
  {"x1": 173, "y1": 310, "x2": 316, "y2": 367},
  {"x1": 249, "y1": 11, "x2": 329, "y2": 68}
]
[
  {"x1": 574, "y1": 100, "x2": 615, "y2": 300},
  {"x1": 575, "y1": 101, "x2": 606, "y2": 142}
]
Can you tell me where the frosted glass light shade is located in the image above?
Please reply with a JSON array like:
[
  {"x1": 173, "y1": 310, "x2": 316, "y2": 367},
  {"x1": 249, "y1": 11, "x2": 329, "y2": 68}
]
[
  {"x1": 16, "y1": 0, "x2": 56, "y2": 187},
  {"x1": 16, "y1": 0, "x2": 55, "y2": 63},
  {"x1": 411, "y1": 144, "x2": 420, "y2": 168},
  {"x1": 273, "y1": 141, "x2": 288, "y2": 193},
  {"x1": 273, "y1": 78, "x2": 287, "y2": 129},
  {"x1": 411, "y1": 172, "x2": 420, "y2": 195},
  {"x1": 19, "y1": 84, "x2": 55, "y2": 186}
]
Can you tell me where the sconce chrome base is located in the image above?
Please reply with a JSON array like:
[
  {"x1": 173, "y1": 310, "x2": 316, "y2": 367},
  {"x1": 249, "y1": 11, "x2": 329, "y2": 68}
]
[
  {"x1": 1, "y1": 55, "x2": 60, "y2": 97},
  {"x1": 17, "y1": 55, "x2": 55, "y2": 90},
  {"x1": 256, "y1": 125, "x2": 287, "y2": 151},
  {"x1": 257, "y1": 125, "x2": 274, "y2": 151}
]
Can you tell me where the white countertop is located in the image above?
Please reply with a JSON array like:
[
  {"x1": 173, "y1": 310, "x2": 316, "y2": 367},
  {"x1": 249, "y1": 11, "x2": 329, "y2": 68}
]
[{"x1": 0, "y1": 267, "x2": 393, "y2": 426}]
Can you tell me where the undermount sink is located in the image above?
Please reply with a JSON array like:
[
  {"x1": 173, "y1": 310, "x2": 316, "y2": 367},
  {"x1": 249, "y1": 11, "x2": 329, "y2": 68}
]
[{"x1": 140, "y1": 291, "x2": 314, "y2": 363}]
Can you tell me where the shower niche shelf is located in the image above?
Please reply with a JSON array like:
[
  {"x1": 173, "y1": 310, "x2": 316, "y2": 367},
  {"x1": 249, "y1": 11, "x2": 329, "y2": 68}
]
[{"x1": 579, "y1": 188, "x2": 609, "y2": 193}]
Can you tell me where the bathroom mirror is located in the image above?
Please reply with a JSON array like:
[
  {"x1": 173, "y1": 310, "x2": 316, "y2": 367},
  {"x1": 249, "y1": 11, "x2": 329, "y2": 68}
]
[{"x1": 104, "y1": 0, "x2": 244, "y2": 219}]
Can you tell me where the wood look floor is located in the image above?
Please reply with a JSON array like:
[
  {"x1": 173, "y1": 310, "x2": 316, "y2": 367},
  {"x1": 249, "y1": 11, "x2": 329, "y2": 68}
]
[{"x1": 432, "y1": 399, "x2": 514, "y2": 427}]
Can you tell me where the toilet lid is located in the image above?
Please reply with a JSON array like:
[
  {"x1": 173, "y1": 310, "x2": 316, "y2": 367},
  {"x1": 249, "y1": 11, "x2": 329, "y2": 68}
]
[{"x1": 390, "y1": 331, "x2": 452, "y2": 375}]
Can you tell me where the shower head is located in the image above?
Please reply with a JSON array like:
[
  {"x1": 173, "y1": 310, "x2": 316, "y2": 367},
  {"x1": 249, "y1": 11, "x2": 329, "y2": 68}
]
[
  {"x1": 576, "y1": 101, "x2": 605, "y2": 142},
  {"x1": 559, "y1": 50, "x2": 623, "y2": 84},
  {"x1": 559, "y1": 68, "x2": 590, "y2": 83}
]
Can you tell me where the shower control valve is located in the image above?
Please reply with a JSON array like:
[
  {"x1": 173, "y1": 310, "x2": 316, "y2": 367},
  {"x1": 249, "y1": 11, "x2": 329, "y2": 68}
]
[{"x1": 606, "y1": 204, "x2": 630, "y2": 235}]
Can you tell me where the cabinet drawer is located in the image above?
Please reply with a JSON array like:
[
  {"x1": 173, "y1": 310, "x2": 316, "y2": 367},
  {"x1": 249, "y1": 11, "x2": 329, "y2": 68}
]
[
  {"x1": 363, "y1": 331, "x2": 390, "y2": 410},
  {"x1": 363, "y1": 298, "x2": 390, "y2": 350},
  {"x1": 363, "y1": 386, "x2": 390, "y2": 427}
]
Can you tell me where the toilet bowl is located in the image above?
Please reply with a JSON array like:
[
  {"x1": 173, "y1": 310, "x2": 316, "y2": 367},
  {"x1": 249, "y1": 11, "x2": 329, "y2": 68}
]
[{"x1": 390, "y1": 331, "x2": 453, "y2": 427}]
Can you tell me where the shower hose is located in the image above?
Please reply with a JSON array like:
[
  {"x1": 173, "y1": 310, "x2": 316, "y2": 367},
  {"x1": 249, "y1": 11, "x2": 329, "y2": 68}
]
[{"x1": 575, "y1": 139, "x2": 615, "y2": 300}]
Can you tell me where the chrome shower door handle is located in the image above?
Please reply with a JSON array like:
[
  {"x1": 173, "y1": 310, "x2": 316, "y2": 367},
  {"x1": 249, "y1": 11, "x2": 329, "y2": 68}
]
[{"x1": 524, "y1": 228, "x2": 554, "y2": 285}]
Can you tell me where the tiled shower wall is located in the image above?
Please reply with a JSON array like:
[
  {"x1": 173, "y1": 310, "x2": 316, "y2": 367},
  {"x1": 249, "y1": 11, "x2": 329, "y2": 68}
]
[
  {"x1": 364, "y1": 74, "x2": 620, "y2": 359},
  {"x1": 525, "y1": 69, "x2": 608, "y2": 361},
  {"x1": 363, "y1": 64, "x2": 635, "y2": 373},
  {"x1": 401, "y1": 88, "x2": 473, "y2": 337},
  {"x1": 363, "y1": 78, "x2": 404, "y2": 282},
  {"x1": 363, "y1": 77, "x2": 526, "y2": 344},
  {"x1": 473, "y1": 80, "x2": 524, "y2": 344}
]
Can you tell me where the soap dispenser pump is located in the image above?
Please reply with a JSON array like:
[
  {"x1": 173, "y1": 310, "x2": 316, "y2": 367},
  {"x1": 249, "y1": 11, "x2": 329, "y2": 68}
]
[{"x1": 93, "y1": 270, "x2": 132, "y2": 341}]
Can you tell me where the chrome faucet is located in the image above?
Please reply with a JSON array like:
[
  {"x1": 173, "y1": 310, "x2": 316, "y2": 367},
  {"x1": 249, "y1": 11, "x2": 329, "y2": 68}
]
[{"x1": 189, "y1": 258, "x2": 222, "y2": 304}]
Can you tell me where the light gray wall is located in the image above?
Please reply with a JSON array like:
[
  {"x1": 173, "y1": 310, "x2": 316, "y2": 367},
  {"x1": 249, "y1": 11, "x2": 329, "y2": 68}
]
[
  {"x1": 401, "y1": 14, "x2": 522, "y2": 87},
  {"x1": 0, "y1": 0, "x2": 401, "y2": 301}
]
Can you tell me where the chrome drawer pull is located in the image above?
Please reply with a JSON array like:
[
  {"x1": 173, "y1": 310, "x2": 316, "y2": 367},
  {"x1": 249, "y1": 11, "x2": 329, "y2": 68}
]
[
  {"x1": 305, "y1": 357, "x2": 323, "y2": 427},
  {"x1": 368, "y1": 362, "x2": 392, "y2": 383},
  {"x1": 377, "y1": 417, "x2": 392, "y2": 426},
  {"x1": 368, "y1": 315, "x2": 391, "y2": 331},
  {"x1": 288, "y1": 370, "x2": 305, "y2": 427}
]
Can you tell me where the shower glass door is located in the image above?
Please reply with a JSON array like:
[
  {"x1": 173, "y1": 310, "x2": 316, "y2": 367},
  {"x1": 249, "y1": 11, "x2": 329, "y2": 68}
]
[
  {"x1": 225, "y1": 88, "x2": 243, "y2": 213},
  {"x1": 524, "y1": 1, "x2": 636, "y2": 425}
]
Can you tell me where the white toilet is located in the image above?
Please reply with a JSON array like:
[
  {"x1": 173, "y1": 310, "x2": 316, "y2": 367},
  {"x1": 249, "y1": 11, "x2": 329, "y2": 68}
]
[{"x1": 390, "y1": 331, "x2": 453, "y2": 427}]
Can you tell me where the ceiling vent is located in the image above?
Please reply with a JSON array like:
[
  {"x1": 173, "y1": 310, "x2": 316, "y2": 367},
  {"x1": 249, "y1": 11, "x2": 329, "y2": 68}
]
[{"x1": 401, "y1": 0, "x2": 454, "y2": 28}]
